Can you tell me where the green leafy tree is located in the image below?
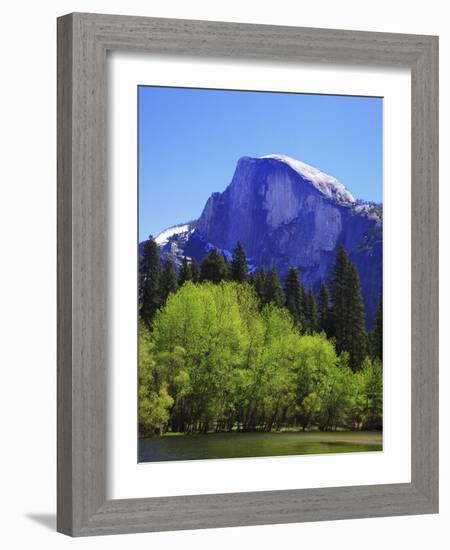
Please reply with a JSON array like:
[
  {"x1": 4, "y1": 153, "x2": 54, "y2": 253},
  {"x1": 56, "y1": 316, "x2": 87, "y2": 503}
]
[
  {"x1": 230, "y1": 241, "x2": 248, "y2": 282},
  {"x1": 156, "y1": 345, "x2": 190, "y2": 433},
  {"x1": 299, "y1": 392, "x2": 322, "y2": 430},
  {"x1": 160, "y1": 259, "x2": 178, "y2": 304},
  {"x1": 264, "y1": 267, "x2": 284, "y2": 307},
  {"x1": 200, "y1": 249, "x2": 229, "y2": 284},
  {"x1": 178, "y1": 256, "x2": 192, "y2": 286},
  {"x1": 152, "y1": 282, "x2": 252, "y2": 432},
  {"x1": 361, "y1": 358, "x2": 383, "y2": 429},
  {"x1": 138, "y1": 279, "x2": 381, "y2": 435},
  {"x1": 138, "y1": 323, "x2": 174, "y2": 435},
  {"x1": 292, "y1": 333, "x2": 343, "y2": 429},
  {"x1": 140, "y1": 237, "x2": 162, "y2": 326},
  {"x1": 253, "y1": 304, "x2": 298, "y2": 430},
  {"x1": 317, "y1": 361, "x2": 354, "y2": 430},
  {"x1": 352, "y1": 358, "x2": 383, "y2": 430}
]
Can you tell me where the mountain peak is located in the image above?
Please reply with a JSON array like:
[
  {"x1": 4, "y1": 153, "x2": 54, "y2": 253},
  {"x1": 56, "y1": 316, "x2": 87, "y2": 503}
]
[
  {"x1": 145, "y1": 153, "x2": 381, "y2": 328},
  {"x1": 258, "y1": 154, "x2": 355, "y2": 205}
]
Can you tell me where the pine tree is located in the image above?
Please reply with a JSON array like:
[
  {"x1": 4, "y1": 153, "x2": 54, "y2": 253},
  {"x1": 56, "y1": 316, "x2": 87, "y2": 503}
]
[
  {"x1": 329, "y1": 245, "x2": 350, "y2": 343},
  {"x1": 230, "y1": 241, "x2": 248, "y2": 282},
  {"x1": 222, "y1": 253, "x2": 231, "y2": 279},
  {"x1": 329, "y1": 246, "x2": 368, "y2": 371},
  {"x1": 252, "y1": 268, "x2": 266, "y2": 305},
  {"x1": 371, "y1": 292, "x2": 383, "y2": 361},
  {"x1": 346, "y1": 264, "x2": 368, "y2": 371},
  {"x1": 200, "y1": 249, "x2": 229, "y2": 284},
  {"x1": 190, "y1": 258, "x2": 200, "y2": 283},
  {"x1": 178, "y1": 256, "x2": 192, "y2": 286},
  {"x1": 300, "y1": 284, "x2": 308, "y2": 331},
  {"x1": 264, "y1": 267, "x2": 284, "y2": 307},
  {"x1": 284, "y1": 268, "x2": 303, "y2": 327},
  {"x1": 161, "y1": 259, "x2": 178, "y2": 303},
  {"x1": 140, "y1": 237, "x2": 162, "y2": 326},
  {"x1": 317, "y1": 282, "x2": 332, "y2": 336},
  {"x1": 306, "y1": 288, "x2": 318, "y2": 333}
]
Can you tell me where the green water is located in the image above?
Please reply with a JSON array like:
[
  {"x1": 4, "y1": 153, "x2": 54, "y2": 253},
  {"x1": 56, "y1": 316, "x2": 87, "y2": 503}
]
[{"x1": 139, "y1": 431, "x2": 382, "y2": 462}]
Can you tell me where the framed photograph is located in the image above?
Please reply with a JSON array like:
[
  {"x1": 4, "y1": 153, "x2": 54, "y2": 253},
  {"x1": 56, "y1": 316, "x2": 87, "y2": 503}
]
[{"x1": 57, "y1": 13, "x2": 438, "y2": 536}]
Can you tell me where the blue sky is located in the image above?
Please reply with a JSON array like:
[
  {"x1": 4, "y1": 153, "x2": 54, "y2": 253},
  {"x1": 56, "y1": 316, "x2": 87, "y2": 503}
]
[{"x1": 139, "y1": 86, "x2": 382, "y2": 241}]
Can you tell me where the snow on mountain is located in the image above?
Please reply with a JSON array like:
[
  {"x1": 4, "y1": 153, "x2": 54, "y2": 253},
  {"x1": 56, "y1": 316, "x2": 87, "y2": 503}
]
[
  {"x1": 260, "y1": 154, "x2": 356, "y2": 205},
  {"x1": 155, "y1": 223, "x2": 191, "y2": 246},
  {"x1": 352, "y1": 201, "x2": 382, "y2": 221}
]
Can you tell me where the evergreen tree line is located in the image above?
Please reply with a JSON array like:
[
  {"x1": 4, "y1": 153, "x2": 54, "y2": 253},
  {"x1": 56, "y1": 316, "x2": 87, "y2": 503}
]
[{"x1": 140, "y1": 238, "x2": 382, "y2": 371}]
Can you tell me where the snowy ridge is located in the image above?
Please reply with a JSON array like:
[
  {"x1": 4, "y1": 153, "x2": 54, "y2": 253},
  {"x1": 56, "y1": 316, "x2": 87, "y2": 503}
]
[
  {"x1": 352, "y1": 201, "x2": 382, "y2": 222},
  {"x1": 260, "y1": 154, "x2": 356, "y2": 205},
  {"x1": 155, "y1": 223, "x2": 191, "y2": 245}
]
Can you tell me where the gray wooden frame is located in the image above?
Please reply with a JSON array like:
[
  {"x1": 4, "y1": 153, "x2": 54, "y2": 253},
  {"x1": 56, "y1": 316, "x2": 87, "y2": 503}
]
[{"x1": 57, "y1": 12, "x2": 439, "y2": 537}]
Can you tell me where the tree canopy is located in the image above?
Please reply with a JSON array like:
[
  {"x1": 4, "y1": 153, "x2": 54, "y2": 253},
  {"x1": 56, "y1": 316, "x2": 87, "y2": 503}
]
[{"x1": 139, "y1": 281, "x2": 382, "y2": 435}]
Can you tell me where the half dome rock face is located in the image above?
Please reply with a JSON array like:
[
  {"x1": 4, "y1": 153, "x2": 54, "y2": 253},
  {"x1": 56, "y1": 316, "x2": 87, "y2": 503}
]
[
  {"x1": 197, "y1": 156, "x2": 346, "y2": 252},
  {"x1": 153, "y1": 155, "x2": 382, "y2": 328}
]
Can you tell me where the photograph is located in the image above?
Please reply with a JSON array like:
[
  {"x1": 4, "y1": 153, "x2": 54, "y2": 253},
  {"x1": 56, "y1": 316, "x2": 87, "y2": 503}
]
[
  {"x1": 1, "y1": 2, "x2": 440, "y2": 543},
  {"x1": 138, "y1": 85, "x2": 383, "y2": 462}
]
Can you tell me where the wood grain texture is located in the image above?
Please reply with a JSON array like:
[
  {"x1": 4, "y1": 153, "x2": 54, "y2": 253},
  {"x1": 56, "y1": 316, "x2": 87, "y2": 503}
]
[
  {"x1": 57, "y1": 12, "x2": 439, "y2": 537},
  {"x1": 410, "y1": 36, "x2": 439, "y2": 506},
  {"x1": 57, "y1": 13, "x2": 74, "y2": 535}
]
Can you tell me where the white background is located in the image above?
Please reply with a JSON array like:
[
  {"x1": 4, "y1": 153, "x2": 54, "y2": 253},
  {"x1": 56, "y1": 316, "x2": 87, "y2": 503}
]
[
  {"x1": 109, "y1": 54, "x2": 411, "y2": 499},
  {"x1": 0, "y1": 1, "x2": 447, "y2": 549}
]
